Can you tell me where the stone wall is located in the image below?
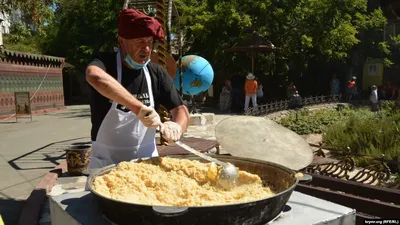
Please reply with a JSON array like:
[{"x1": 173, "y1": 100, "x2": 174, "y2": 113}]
[{"x1": 0, "y1": 50, "x2": 65, "y2": 116}]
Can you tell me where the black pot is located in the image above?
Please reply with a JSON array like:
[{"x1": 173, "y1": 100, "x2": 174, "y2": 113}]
[{"x1": 88, "y1": 155, "x2": 303, "y2": 225}]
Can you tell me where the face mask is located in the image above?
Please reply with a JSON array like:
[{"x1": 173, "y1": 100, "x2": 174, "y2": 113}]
[{"x1": 124, "y1": 54, "x2": 150, "y2": 70}]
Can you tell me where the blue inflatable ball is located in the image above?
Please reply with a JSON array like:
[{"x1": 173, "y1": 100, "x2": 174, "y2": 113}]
[{"x1": 174, "y1": 55, "x2": 214, "y2": 96}]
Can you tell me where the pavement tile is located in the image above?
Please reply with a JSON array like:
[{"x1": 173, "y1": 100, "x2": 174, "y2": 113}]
[{"x1": 0, "y1": 165, "x2": 27, "y2": 190}]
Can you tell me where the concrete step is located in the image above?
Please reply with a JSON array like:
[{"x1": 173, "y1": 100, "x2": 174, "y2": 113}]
[{"x1": 189, "y1": 113, "x2": 215, "y2": 126}]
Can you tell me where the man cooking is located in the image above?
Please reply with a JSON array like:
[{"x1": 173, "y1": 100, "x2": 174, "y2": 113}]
[{"x1": 85, "y1": 8, "x2": 189, "y2": 169}]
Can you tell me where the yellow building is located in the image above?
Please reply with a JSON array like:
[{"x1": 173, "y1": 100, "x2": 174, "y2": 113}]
[{"x1": 362, "y1": 58, "x2": 384, "y2": 91}]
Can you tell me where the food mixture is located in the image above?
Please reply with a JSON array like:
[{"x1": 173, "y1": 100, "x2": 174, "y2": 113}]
[{"x1": 92, "y1": 157, "x2": 275, "y2": 206}]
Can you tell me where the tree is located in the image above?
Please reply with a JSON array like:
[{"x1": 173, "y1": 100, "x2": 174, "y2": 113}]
[
  {"x1": 42, "y1": 0, "x2": 124, "y2": 70},
  {"x1": 1, "y1": 0, "x2": 56, "y2": 34},
  {"x1": 39, "y1": 0, "x2": 389, "y2": 97},
  {"x1": 174, "y1": 0, "x2": 388, "y2": 87},
  {"x1": 2, "y1": 21, "x2": 43, "y2": 53}
]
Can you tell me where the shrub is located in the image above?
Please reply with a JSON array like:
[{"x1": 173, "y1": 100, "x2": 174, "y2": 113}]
[
  {"x1": 278, "y1": 107, "x2": 400, "y2": 166},
  {"x1": 380, "y1": 101, "x2": 396, "y2": 112},
  {"x1": 323, "y1": 109, "x2": 400, "y2": 162},
  {"x1": 279, "y1": 108, "x2": 350, "y2": 135}
]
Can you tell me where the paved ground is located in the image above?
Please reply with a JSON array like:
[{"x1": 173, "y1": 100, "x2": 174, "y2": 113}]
[
  {"x1": 0, "y1": 106, "x2": 92, "y2": 225},
  {"x1": 0, "y1": 105, "x2": 234, "y2": 225}
]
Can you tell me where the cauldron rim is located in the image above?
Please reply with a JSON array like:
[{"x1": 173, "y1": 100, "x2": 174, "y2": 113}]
[{"x1": 87, "y1": 154, "x2": 299, "y2": 208}]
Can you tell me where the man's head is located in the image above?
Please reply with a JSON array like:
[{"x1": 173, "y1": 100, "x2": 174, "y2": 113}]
[
  {"x1": 118, "y1": 36, "x2": 153, "y2": 64},
  {"x1": 117, "y1": 9, "x2": 164, "y2": 66}
]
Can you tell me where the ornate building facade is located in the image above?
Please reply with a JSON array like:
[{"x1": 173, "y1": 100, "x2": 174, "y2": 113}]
[{"x1": 0, "y1": 50, "x2": 66, "y2": 116}]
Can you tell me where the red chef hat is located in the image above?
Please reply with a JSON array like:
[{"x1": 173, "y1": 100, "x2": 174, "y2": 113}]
[{"x1": 118, "y1": 8, "x2": 164, "y2": 40}]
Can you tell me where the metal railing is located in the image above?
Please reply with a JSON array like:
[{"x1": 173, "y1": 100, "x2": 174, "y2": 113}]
[
  {"x1": 303, "y1": 143, "x2": 399, "y2": 189},
  {"x1": 244, "y1": 94, "x2": 343, "y2": 116}
]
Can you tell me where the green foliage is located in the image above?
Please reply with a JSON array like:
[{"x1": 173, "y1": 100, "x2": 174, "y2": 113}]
[
  {"x1": 3, "y1": 35, "x2": 43, "y2": 53},
  {"x1": 5, "y1": 22, "x2": 32, "y2": 43},
  {"x1": 42, "y1": 0, "x2": 125, "y2": 70},
  {"x1": 380, "y1": 101, "x2": 396, "y2": 112},
  {"x1": 387, "y1": 34, "x2": 400, "y2": 67},
  {"x1": 1, "y1": 0, "x2": 56, "y2": 33},
  {"x1": 323, "y1": 109, "x2": 400, "y2": 161},
  {"x1": 174, "y1": 0, "x2": 388, "y2": 78},
  {"x1": 278, "y1": 109, "x2": 348, "y2": 135},
  {"x1": 4, "y1": 0, "x2": 388, "y2": 79},
  {"x1": 3, "y1": 22, "x2": 43, "y2": 54},
  {"x1": 279, "y1": 107, "x2": 400, "y2": 163}
]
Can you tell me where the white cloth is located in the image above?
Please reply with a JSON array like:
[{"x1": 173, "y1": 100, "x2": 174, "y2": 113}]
[
  {"x1": 244, "y1": 94, "x2": 257, "y2": 110},
  {"x1": 160, "y1": 121, "x2": 182, "y2": 142},
  {"x1": 370, "y1": 90, "x2": 378, "y2": 103},
  {"x1": 88, "y1": 50, "x2": 158, "y2": 169}
]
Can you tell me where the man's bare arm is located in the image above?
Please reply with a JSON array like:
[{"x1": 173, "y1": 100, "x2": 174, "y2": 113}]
[
  {"x1": 86, "y1": 65, "x2": 143, "y2": 114},
  {"x1": 170, "y1": 105, "x2": 189, "y2": 132}
]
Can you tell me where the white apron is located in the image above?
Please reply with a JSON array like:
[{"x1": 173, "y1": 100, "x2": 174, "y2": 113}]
[{"x1": 88, "y1": 51, "x2": 158, "y2": 169}]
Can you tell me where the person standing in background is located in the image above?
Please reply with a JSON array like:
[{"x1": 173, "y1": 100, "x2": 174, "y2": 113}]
[
  {"x1": 345, "y1": 76, "x2": 357, "y2": 101},
  {"x1": 330, "y1": 72, "x2": 340, "y2": 96},
  {"x1": 244, "y1": 73, "x2": 258, "y2": 111},
  {"x1": 257, "y1": 81, "x2": 264, "y2": 104},
  {"x1": 287, "y1": 81, "x2": 301, "y2": 108},
  {"x1": 370, "y1": 85, "x2": 379, "y2": 112},
  {"x1": 287, "y1": 81, "x2": 298, "y2": 98},
  {"x1": 230, "y1": 72, "x2": 245, "y2": 112},
  {"x1": 219, "y1": 80, "x2": 232, "y2": 111}
]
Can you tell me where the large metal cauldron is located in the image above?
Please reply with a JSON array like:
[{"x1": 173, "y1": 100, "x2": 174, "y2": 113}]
[{"x1": 88, "y1": 155, "x2": 299, "y2": 225}]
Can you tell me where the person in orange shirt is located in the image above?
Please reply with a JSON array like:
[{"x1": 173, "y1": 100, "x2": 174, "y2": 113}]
[
  {"x1": 345, "y1": 76, "x2": 357, "y2": 101},
  {"x1": 244, "y1": 73, "x2": 258, "y2": 110}
]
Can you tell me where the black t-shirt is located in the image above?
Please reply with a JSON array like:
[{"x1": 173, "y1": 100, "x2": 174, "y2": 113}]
[{"x1": 87, "y1": 52, "x2": 184, "y2": 141}]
